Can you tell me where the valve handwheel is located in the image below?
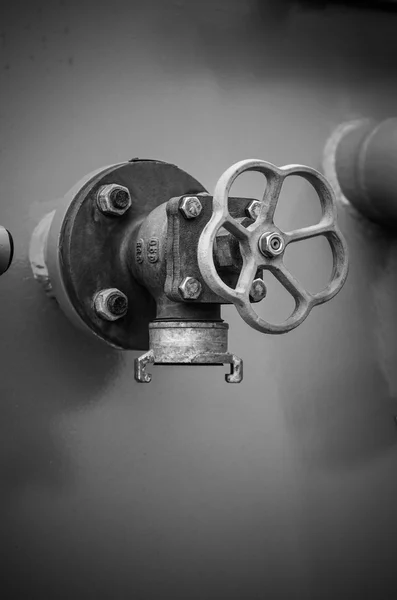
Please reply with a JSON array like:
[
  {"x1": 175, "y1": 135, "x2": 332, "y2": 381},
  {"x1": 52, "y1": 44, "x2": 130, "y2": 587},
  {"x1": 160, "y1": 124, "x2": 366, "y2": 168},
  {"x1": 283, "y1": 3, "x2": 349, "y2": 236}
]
[{"x1": 197, "y1": 159, "x2": 349, "y2": 334}]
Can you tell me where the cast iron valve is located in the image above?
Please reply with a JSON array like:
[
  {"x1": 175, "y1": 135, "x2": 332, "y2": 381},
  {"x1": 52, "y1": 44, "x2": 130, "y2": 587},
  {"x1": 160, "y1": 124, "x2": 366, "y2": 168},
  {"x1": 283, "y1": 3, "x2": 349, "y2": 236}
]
[{"x1": 30, "y1": 158, "x2": 348, "y2": 384}]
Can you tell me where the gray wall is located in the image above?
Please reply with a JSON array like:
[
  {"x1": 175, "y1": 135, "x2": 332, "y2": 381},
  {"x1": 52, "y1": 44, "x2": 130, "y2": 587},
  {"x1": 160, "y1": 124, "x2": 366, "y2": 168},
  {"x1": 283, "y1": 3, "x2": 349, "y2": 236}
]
[{"x1": 1, "y1": 1, "x2": 397, "y2": 598}]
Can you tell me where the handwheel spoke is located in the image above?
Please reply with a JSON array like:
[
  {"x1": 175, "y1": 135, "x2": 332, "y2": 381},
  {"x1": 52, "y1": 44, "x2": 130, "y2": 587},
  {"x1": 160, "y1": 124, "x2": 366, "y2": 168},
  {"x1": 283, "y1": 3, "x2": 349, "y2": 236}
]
[
  {"x1": 284, "y1": 221, "x2": 334, "y2": 244},
  {"x1": 271, "y1": 262, "x2": 312, "y2": 306},
  {"x1": 223, "y1": 215, "x2": 251, "y2": 241},
  {"x1": 256, "y1": 172, "x2": 285, "y2": 226},
  {"x1": 236, "y1": 257, "x2": 258, "y2": 297}
]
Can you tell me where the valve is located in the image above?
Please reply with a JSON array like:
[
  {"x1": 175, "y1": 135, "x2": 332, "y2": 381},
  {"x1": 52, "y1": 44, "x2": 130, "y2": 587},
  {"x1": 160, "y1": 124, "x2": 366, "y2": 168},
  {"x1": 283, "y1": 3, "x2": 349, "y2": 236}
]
[
  {"x1": 197, "y1": 160, "x2": 348, "y2": 334},
  {"x1": 29, "y1": 158, "x2": 348, "y2": 384},
  {"x1": 0, "y1": 225, "x2": 14, "y2": 276}
]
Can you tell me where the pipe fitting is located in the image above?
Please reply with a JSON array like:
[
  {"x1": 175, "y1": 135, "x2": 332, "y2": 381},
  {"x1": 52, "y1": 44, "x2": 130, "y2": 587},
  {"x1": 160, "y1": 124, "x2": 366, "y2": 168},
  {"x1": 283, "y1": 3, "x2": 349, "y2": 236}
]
[{"x1": 331, "y1": 117, "x2": 397, "y2": 229}]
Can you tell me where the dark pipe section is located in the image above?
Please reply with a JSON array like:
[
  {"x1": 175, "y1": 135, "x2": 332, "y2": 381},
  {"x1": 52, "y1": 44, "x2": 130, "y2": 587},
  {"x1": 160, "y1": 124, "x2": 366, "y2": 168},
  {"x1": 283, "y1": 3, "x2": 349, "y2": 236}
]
[
  {"x1": 0, "y1": 226, "x2": 14, "y2": 275},
  {"x1": 334, "y1": 118, "x2": 397, "y2": 230}
]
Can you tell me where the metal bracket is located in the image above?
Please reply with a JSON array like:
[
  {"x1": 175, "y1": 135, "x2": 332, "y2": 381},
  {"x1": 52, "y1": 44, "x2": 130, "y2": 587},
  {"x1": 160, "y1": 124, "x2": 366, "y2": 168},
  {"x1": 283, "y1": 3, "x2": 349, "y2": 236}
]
[{"x1": 135, "y1": 349, "x2": 243, "y2": 384}]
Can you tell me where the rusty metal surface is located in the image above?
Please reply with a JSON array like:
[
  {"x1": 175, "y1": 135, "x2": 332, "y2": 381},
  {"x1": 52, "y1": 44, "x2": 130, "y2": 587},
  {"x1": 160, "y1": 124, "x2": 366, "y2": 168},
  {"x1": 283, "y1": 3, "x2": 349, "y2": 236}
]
[
  {"x1": 197, "y1": 159, "x2": 349, "y2": 334},
  {"x1": 134, "y1": 320, "x2": 242, "y2": 383},
  {"x1": 149, "y1": 320, "x2": 229, "y2": 362},
  {"x1": 31, "y1": 157, "x2": 346, "y2": 375},
  {"x1": 96, "y1": 183, "x2": 132, "y2": 216},
  {"x1": 93, "y1": 288, "x2": 129, "y2": 322},
  {"x1": 44, "y1": 160, "x2": 206, "y2": 350},
  {"x1": 163, "y1": 194, "x2": 260, "y2": 304}
]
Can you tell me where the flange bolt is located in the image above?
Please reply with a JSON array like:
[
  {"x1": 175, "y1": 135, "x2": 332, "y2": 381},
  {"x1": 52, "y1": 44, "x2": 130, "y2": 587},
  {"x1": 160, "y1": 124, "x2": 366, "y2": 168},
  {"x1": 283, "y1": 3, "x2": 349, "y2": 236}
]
[
  {"x1": 96, "y1": 184, "x2": 132, "y2": 216},
  {"x1": 94, "y1": 288, "x2": 129, "y2": 321},
  {"x1": 178, "y1": 277, "x2": 202, "y2": 300},
  {"x1": 179, "y1": 196, "x2": 203, "y2": 220}
]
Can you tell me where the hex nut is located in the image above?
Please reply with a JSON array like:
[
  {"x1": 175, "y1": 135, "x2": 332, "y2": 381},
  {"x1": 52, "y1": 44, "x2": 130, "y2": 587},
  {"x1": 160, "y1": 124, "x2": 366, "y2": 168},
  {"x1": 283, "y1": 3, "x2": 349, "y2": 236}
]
[
  {"x1": 245, "y1": 200, "x2": 261, "y2": 220},
  {"x1": 259, "y1": 232, "x2": 285, "y2": 258},
  {"x1": 94, "y1": 288, "x2": 128, "y2": 321},
  {"x1": 179, "y1": 196, "x2": 203, "y2": 220},
  {"x1": 178, "y1": 277, "x2": 202, "y2": 300},
  {"x1": 96, "y1": 184, "x2": 132, "y2": 216},
  {"x1": 249, "y1": 278, "x2": 267, "y2": 302}
]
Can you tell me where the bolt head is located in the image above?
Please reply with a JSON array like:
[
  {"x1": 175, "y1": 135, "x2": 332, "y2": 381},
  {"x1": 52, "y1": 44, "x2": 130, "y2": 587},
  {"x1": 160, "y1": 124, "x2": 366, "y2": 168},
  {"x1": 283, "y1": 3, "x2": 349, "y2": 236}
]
[
  {"x1": 179, "y1": 196, "x2": 203, "y2": 220},
  {"x1": 259, "y1": 232, "x2": 285, "y2": 258},
  {"x1": 249, "y1": 278, "x2": 267, "y2": 302},
  {"x1": 178, "y1": 277, "x2": 202, "y2": 300},
  {"x1": 245, "y1": 200, "x2": 261, "y2": 220},
  {"x1": 94, "y1": 288, "x2": 128, "y2": 321},
  {"x1": 96, "y1": 184, "x2": 132, "y2": 216}
]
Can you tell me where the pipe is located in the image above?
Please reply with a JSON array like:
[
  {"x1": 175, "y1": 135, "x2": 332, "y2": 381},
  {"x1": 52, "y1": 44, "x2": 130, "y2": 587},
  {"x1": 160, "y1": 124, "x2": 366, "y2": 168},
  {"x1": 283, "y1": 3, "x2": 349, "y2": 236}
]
[
  {"x1": 332, "y1": 117, "x2": 397, "y2": 229},
  {"x1": 0, "y1": 225, "x2": 14, "y2": 275}
]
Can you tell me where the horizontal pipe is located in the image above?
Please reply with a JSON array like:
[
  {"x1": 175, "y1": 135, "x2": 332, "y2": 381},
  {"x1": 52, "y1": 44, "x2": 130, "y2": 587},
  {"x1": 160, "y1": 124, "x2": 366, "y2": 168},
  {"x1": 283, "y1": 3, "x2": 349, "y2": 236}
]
[{"x1": 333, "y1": 117, "x2": 397, "y2": 229}]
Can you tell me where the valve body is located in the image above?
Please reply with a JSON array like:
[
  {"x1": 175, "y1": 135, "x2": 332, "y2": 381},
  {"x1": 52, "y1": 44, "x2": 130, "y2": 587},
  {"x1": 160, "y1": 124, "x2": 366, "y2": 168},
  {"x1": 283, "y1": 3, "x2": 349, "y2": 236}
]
[{"x1": 30, "y1": 157, "x2": 348, "y2": 383}]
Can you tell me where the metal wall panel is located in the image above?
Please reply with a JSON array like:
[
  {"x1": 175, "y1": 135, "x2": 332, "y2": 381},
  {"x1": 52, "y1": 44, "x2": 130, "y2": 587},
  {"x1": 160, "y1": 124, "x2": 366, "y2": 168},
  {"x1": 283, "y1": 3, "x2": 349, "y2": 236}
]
[{"x1": 1, "y1": 2, "x2": 396, "y2": 598}]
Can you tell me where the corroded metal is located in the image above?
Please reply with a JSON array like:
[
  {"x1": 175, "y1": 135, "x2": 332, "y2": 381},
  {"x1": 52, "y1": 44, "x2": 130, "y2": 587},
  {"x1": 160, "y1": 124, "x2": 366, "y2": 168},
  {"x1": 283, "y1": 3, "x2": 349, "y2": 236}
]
[
  {"x1": 197, "y1": 159, "x2": 349, "y2": 335},
  {"x1": 93, "y1": 288, "x2": 128, "y2": 321},
  {"x1": 134, "y1": 320, "x2": 242, "y2": 383},
  {"x1": 162, "y1": 194, "x2": 260, "y2": 304},
  {"x1": 31, "y1": 156, "x2": 348, "y2": 384},
  {"x1": 179, "y1": 196, "x2": 203, "y2": 220},
  {"x1": 178, "y1": 277, "x2": 202, "y2": 300},
  {"x1": 96, "y1": 183, "x2": 132, "y2": 216},
  {"x1": 31, "y1": 160, "x2": 206, "y2": 350}
]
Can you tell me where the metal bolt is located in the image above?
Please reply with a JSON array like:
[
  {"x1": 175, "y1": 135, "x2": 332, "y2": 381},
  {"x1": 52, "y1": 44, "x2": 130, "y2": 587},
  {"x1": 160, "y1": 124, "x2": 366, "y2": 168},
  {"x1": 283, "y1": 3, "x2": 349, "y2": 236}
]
[
  {"x1": 245, "y1": 200, "x2": 261, "y2": 220},
  {"x1": 94, "y1": 288, "x2": 128, "y2": 321},
  {"x1": 249, "y1": 278, "x2": 267, "y2": 302},
  {"x1": 178, "y1": 277, "x2": 202, "y2": 300},
  {"x1": 96, "y1": 184, "x2": 132, "y2": 216},
  {"x1": 179, "y1": 196, "x2": 203, "y2": 220},
  {"x1": 259, "y1": 232, "x2": 285, "y2": 258}
]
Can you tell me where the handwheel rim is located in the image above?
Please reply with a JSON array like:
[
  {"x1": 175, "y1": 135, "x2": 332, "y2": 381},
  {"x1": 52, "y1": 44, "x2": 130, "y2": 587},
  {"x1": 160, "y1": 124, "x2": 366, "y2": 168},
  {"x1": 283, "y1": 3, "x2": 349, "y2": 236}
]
[{"x1": 197, "y1": 159, "x2": 349, "y2": 334}]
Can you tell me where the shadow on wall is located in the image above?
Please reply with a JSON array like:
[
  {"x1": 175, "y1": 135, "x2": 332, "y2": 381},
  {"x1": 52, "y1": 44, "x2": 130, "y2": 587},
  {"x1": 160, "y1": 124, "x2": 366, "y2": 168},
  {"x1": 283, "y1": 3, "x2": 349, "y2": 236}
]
[
  {"x1": 0, "y1": 253, "x2": 123, "y2": 506},
  {"x1": 276, "y1": 207, "x2": 397, "y2": 471},
  {"x1": 172, "y1": 0, "x2": 397, "y2": 86}
]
